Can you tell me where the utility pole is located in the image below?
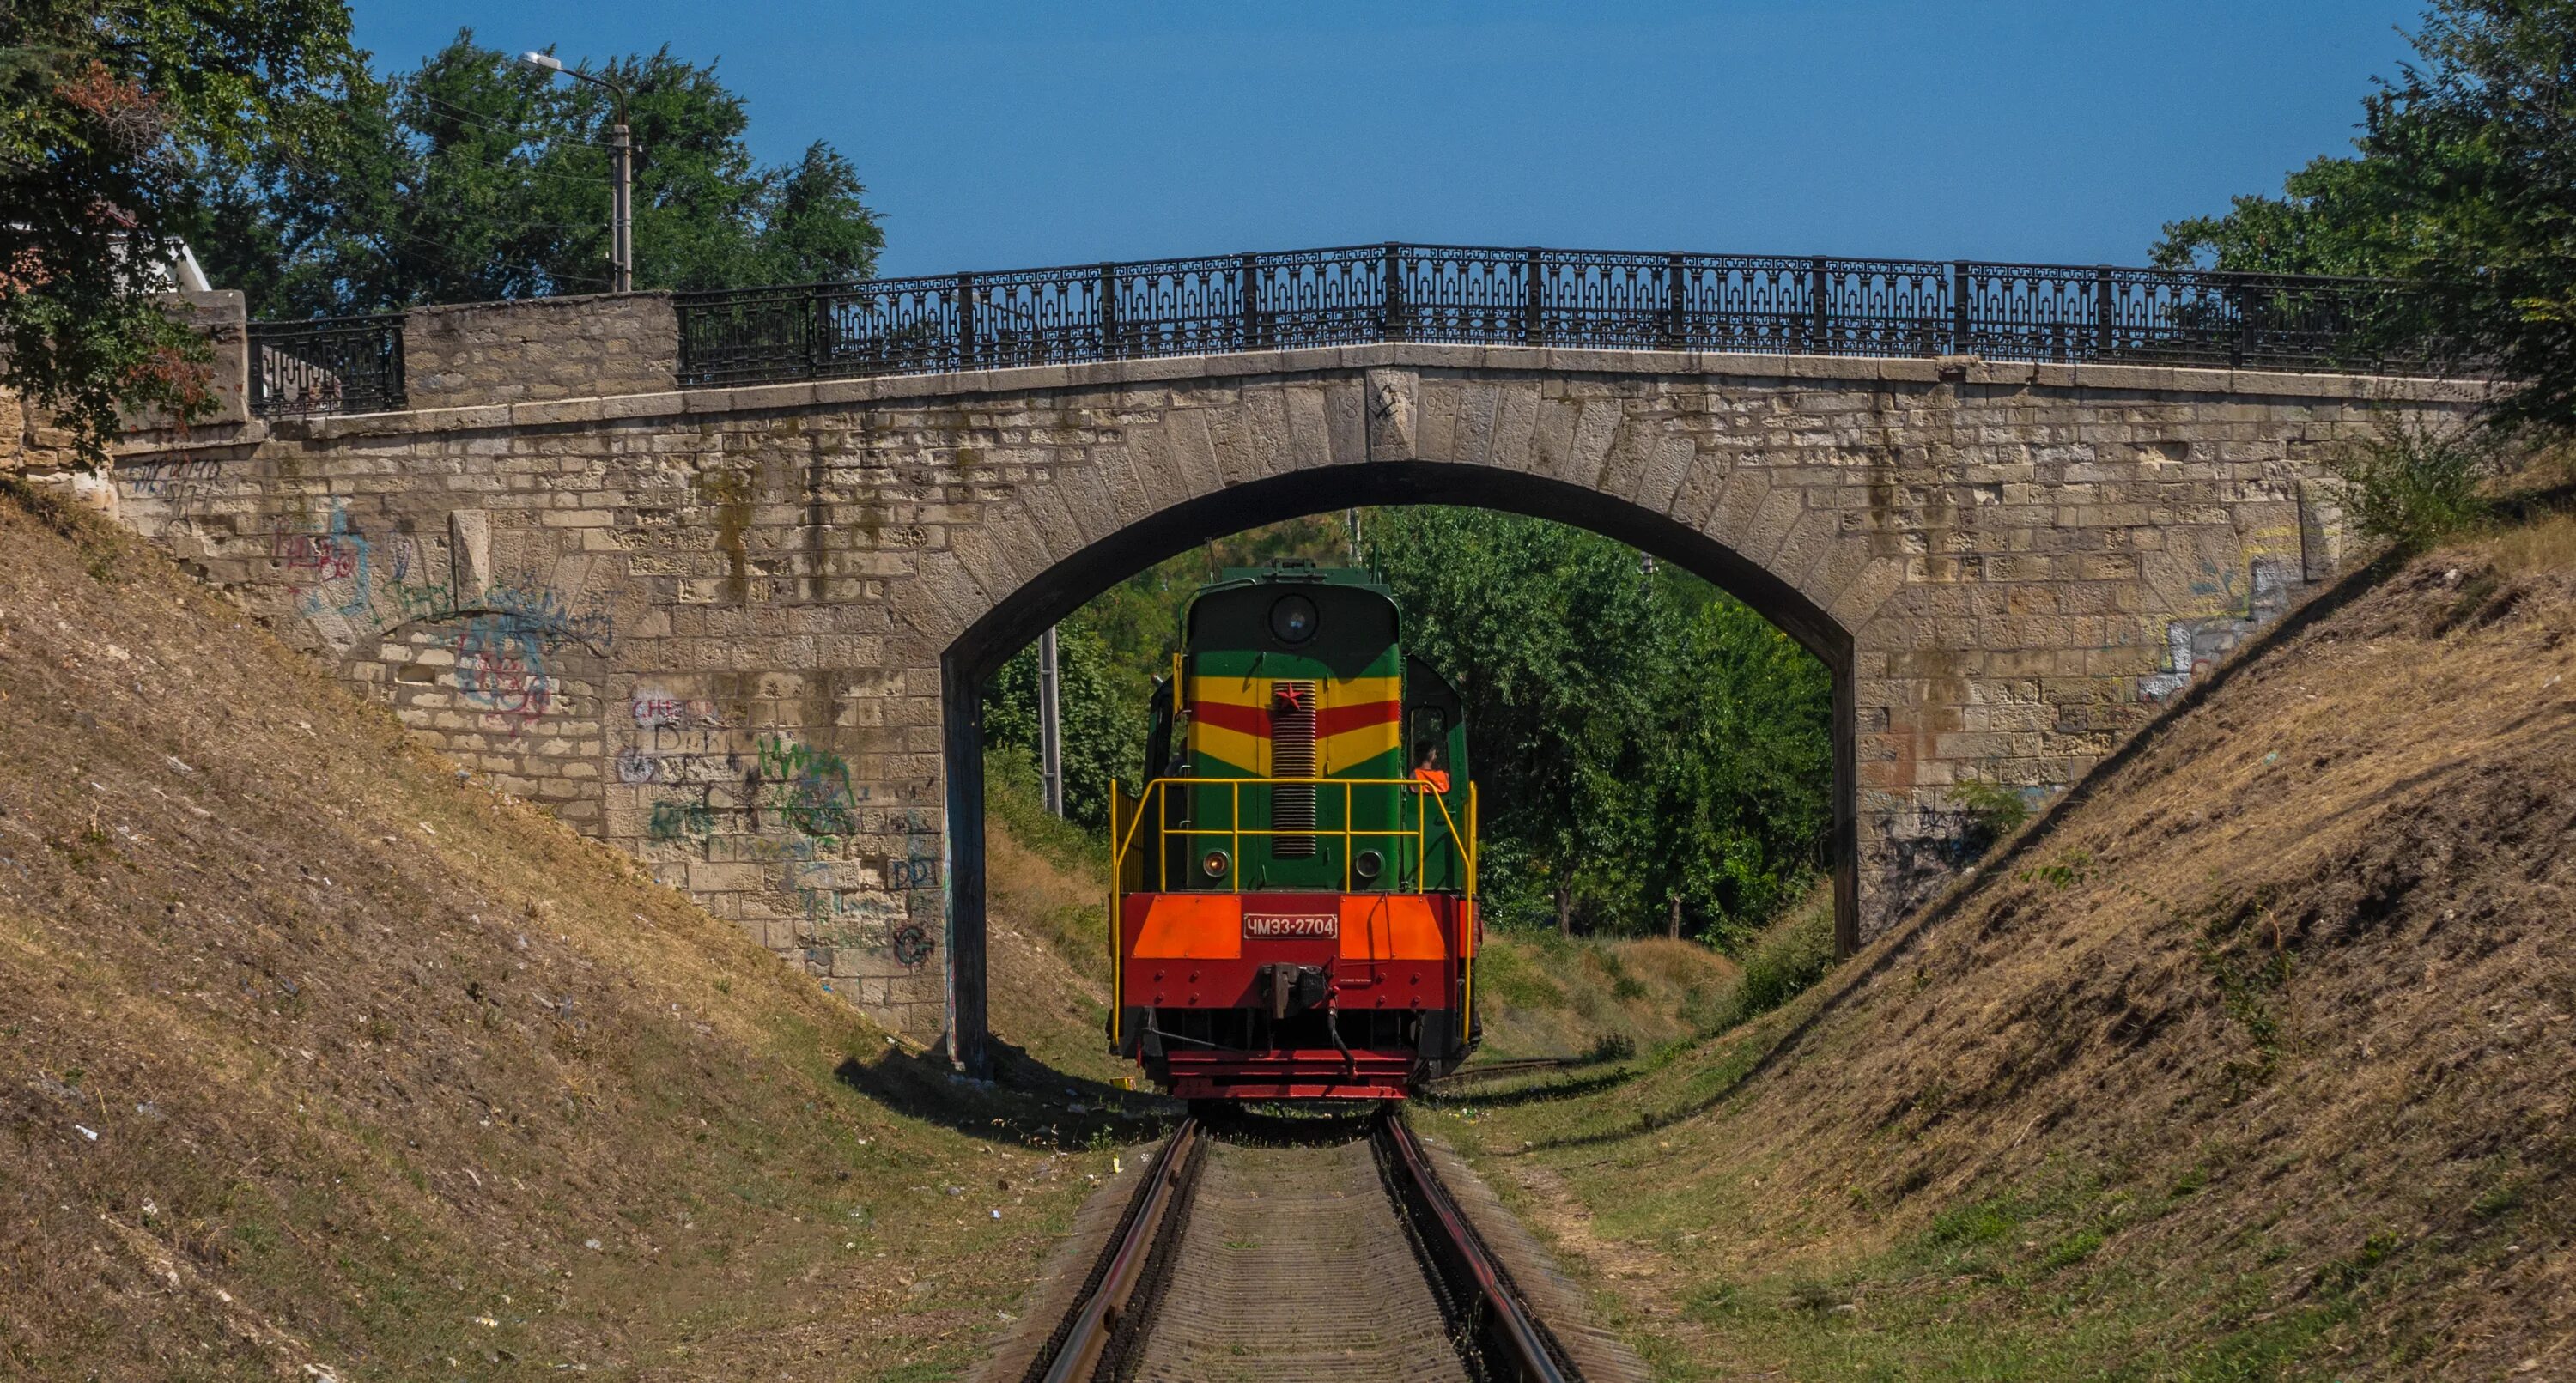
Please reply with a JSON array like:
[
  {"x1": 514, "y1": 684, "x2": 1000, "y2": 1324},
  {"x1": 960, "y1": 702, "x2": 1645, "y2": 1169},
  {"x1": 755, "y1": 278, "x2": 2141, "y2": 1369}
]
[
  {"x1": 1037, "y1": 625, "x2": 1064, "y2": 816},
  {"x1": 607, "y1": 121, "x2": 632, "y2": 292},
  {"x1": 520, "y1": 51, "x2": 632, "y2": 293}
]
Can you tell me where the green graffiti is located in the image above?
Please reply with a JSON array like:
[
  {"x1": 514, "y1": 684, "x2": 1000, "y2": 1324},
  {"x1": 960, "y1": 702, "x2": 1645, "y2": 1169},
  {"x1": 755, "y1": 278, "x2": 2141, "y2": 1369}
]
[
  {"x1": 756, "y1": 733, "x2": 859, "y2": 839},
  {"x1": 648, "y1": 798, "x2": 717, "y2": 842}
]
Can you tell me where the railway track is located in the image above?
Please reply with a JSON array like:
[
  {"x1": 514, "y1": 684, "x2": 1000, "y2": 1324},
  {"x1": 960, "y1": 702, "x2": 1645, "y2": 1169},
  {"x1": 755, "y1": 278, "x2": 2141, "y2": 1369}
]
[{"x1": 1019, "y1": 1109, "x2": 1585, "y2": 1383}]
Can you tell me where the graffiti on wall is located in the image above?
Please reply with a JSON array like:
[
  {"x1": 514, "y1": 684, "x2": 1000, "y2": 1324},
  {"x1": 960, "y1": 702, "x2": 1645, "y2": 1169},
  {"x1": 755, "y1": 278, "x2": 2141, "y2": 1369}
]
[
  {"x1": 623, "y1": 687, "x2": 939, "y2": 970},
  {"x1": 274, "y1": 506, "x2": 374, "y2": 621},
  {"x1": 122, "y1": 457, "x2": 225, "y2": 505},
  {"x1": 270, "y1": 508, "x2": 617, "y2": 739},
  {"x1": 442, "y1": 585, "x2": 617, "y2": 736},
  {"x1": 453, "y1": 614, "x2": 554, "y2": 729},
  {"x1": 476, "y1": 583, "x2": 617, "y2": 652},
  {"x1": 2140, "y1": 555, "x2": 2293, "y2": 701},
  {"x1": 756, "y1": 732, "x2": 860, "y2": 838},
  {"x1": 258, "y1": 505, "x2": 933, "y2": 977}
]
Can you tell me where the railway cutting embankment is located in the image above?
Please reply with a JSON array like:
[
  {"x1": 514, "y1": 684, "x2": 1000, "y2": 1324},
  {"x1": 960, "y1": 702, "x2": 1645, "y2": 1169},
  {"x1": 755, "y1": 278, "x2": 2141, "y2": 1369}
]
[
  {"x1": 1431, "y1": 514, "x2": 2576, "y2": 1380},
  {"x1": 0, "y1": 484, "x2": 1163, "y2": 1380}
]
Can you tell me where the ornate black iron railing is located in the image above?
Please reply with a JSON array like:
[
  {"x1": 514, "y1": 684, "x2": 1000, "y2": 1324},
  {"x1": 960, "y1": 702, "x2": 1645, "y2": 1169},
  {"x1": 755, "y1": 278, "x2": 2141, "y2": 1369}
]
[
  {"x1": 673, "y1": 244, "x2": 2443, "y2": 388},
  {"x1": 249, "y1": 313, "x2": 406, "y2": 417}
]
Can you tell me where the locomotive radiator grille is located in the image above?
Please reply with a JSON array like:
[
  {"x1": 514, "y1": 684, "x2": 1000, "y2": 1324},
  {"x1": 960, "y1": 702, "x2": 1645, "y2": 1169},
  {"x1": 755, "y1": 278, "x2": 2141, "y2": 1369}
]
[{"x1": 1271, "y1": 680, "x2": 1318, "y2": 857}]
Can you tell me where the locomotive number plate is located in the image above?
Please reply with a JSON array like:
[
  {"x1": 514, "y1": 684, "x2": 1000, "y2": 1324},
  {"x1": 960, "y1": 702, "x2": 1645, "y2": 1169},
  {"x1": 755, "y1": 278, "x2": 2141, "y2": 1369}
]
[{"x1": 1242, "y1": 912, "x2": 1338, "y2": 939}]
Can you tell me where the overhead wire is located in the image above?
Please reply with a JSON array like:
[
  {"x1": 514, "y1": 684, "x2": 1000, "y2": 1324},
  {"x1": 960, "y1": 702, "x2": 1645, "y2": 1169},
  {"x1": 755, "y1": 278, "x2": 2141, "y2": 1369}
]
[
  {"x1": 358, "y1": 221, "x2": 615, "y2": 289},
  {"x1": 413, "y1": 94, "x2": 617, "y2": 151},
  {"x1": 412, "y1": 138, "x2": 621, "y2": 186}
]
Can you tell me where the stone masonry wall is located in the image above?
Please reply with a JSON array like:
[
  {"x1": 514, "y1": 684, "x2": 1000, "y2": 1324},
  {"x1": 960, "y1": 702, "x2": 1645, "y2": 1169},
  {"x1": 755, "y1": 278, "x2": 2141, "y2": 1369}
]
[
  {"x1": 404, "y1": 294, "x2": 678, "y2": 410},
  {"x1": 106, "y1": 339, "x2": 2485, "y2": 1043}
]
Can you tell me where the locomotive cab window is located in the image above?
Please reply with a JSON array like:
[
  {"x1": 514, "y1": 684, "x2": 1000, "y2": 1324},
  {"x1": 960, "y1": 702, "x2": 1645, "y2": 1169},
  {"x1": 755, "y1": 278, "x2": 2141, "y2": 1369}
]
[{"x1": 1411, "y1": 707, "x2": 1446, "y2": 765}]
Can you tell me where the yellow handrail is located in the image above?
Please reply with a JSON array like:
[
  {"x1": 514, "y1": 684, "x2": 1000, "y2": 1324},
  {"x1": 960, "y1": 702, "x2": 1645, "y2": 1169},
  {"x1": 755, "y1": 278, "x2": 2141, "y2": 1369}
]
[
  {"x1": 1105, "y1": 773, "x2": 1481, "y2": 1053},
  {"x1": 1109, "y1": 775, "x2": 1477, "y2": 896}
]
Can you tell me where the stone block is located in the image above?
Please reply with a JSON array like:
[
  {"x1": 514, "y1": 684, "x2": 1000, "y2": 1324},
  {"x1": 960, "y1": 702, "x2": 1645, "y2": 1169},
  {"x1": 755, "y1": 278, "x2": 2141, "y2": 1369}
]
[{"x1": 405, "y1": 294, "x2": 679, "y2": 409}]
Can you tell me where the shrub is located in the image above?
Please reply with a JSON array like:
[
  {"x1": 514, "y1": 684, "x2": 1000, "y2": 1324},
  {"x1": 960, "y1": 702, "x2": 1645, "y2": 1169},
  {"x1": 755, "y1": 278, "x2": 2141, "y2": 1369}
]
[
  {"x1": 983, "y1": 745, "x2": 1106, "y2": 875},
  {"x1": 1735, "y1": 888, "x2": 1835, "y2": 1017},
  {"x1": 1700, "y1": 884, "x2": 1837, "y2": 1034},
  {"x1": 1953, "y1": 778, "x2": 2031, "y2": 846},
  {"x1": 2330, "y1": 418, "x2": 2495, "y2": 551},
  {"x1": 1584, "y1": 1031, "x2": 1637, "y2": 1064}
]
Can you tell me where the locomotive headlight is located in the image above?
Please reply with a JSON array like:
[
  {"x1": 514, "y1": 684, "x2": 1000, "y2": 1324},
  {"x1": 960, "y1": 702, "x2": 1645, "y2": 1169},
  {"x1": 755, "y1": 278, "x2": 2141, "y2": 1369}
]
[
  {"x1": 1354, "y1": 849, "x2": 1384, "y2": 881},
  {"x1": 1269, "y1": 593, "x2": 1319, "y2": 644},
  {"x1": 1201, "y1": 849, "x2": 1230, "y2": 879}
]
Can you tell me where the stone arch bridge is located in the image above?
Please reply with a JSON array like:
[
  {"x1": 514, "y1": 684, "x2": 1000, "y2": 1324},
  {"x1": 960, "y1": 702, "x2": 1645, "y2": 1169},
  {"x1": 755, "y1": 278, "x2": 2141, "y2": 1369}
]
[{"x1": 106, "y1": 246, "x2": 2479, "y2": 1067}]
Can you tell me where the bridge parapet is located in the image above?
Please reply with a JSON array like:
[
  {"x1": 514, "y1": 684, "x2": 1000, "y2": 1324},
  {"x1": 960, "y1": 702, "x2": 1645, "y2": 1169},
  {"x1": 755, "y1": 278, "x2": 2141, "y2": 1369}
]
[{"x1": 234, "y1": 243, "x2": 2454, "y2": 425}]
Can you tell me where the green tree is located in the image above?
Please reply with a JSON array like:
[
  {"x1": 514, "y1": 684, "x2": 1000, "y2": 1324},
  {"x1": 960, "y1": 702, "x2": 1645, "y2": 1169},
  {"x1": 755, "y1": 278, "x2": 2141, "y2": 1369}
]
[
  {"x1": 0, "y1": 0, "x2": 359, "y2": 458},
  {"x1": 1366, "y1": 508, "x2": 1687, "y2": 934},
  {"x1": 2154, "y1": 0, "x2": 2576, "y2": 430},
  {"x1": 981, "y1": 616, "x2": 1138, "y2": 831},
  {"x1": 1649, "y1": 597, "x2": 1834, "y2": 941},
  {"x1": 189, "y1": 30, "x2": 881, "y2": 316}
]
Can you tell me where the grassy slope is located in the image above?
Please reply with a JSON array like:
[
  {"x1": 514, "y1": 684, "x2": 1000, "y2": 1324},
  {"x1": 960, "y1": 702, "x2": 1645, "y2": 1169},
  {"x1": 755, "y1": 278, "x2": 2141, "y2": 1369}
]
[
  {"x1": 1471, "y1": 931, "x2": 1741, "y2": 1061},
  {"x1": 1428, "y1": 523, "x2": 2576, "y2": 1380},
  {"x1": 0, "y1": 490, "x2": 1153, "y2": 1382}
]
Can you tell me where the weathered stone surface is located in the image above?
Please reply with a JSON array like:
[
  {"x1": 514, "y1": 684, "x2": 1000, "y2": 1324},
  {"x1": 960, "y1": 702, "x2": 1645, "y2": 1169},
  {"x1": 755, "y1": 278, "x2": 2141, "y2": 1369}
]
[
  {"x1": 1365, "y1": 368, "x2": 1418, "y2": 459},
  {"x1": 107, "y1": 330, "x2": 2478, "y2": 1046},
  {"x1": 405, "y1": 294, "x2": 678, "y2": 409}
]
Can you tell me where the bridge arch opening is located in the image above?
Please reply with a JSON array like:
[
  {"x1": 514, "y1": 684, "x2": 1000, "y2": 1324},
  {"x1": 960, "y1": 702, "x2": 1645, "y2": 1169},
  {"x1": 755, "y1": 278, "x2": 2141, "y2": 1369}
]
[{"x1": 940, "y1": 461, "x2": 1857, "y2": 1071}]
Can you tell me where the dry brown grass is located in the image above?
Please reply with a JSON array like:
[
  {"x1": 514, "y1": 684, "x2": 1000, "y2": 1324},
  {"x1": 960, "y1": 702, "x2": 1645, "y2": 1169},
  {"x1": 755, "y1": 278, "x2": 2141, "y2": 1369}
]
[
  {"x1": 0, "y1": 491, "x2": 1151, "y2": 1381},
  {"x1": 1434, "y1": 530, "x2": 2576, "y2": 1379},
  {"x1": 981, "y1": 827, "x2": 1135, "y2": 1086},
  {"x1": 2488, "y1": 508, "x2": 2576, "y2": 575}
]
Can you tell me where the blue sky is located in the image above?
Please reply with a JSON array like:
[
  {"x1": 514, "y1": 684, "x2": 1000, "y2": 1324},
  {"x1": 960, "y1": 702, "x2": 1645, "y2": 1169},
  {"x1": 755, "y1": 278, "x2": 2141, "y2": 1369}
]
[{"x1": 349, "y1": 2, "x2": 2424, "y2": 277}]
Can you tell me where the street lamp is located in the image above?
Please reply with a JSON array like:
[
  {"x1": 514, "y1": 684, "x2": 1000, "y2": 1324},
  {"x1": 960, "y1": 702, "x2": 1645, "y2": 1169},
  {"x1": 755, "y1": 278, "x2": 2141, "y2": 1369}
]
[{"x1": 519, "y1": 50, "x2": 632, "y2": 294}]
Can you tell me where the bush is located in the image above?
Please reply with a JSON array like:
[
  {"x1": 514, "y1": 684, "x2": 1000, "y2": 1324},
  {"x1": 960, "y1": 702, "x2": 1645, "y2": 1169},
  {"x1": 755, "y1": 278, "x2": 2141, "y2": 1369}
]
[
  {"x1": 1702, "y1": 883, "x2": 1837, "y2": 1034},
  {"x1": 2331, "y1": 419, "x2": 2496, "y2": 551},
  {"x1": 1735, "y1": 892, "x2": 1836, "y2": 1019},
  {"x1": 1953, "y1": 779, "x2": 2031, "y2": 847}
]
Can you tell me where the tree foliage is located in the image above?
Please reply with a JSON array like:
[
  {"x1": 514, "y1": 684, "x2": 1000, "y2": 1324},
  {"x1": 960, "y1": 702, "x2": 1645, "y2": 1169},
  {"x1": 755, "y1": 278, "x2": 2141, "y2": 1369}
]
[
  {"x1": 0, "y1": 0, "x2": 359, "y2": 458},
  {"x1": 1367, "y1": 509, "x2": 1831, "y2": 943},
  {"x1": 2154, "y1": 0, "x2": 2576, "y2": 430},
  {"x1": 187, "y1": 30, "x2": 882, "y2": 316},
  {"x1": 2330, "y1": 415, "x2": 2501, "y2": 549},
  {"x1": 981, "y1": 618, "x2": 1137, "y2": 833}
]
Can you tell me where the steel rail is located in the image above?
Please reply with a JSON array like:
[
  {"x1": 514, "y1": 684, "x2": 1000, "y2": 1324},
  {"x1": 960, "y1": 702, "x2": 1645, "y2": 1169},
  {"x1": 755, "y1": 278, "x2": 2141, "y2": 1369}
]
[
  {"x1": 1376, "y1": 1112, "x2": 1581, "y2": 1383},
  {"x1": 1028, "y1": 1116, "x2": 1205, "y2": 1383}
]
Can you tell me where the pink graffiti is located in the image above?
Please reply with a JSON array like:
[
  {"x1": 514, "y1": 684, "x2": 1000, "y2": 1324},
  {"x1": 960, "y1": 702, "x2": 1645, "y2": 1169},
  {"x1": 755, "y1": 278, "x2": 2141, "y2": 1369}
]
[
  {"x1": 457, "y1": 623, "x2": 552, "y2": 733},
  {"x1": 272, "y1": 531, "x2": 361, "y2": 580}
]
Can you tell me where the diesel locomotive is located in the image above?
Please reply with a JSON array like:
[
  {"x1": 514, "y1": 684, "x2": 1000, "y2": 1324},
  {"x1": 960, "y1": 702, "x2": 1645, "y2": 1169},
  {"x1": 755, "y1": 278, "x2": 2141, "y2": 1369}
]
[{"x1": 1108, "y1": 561, "x2": 1480, "y2": 1101}]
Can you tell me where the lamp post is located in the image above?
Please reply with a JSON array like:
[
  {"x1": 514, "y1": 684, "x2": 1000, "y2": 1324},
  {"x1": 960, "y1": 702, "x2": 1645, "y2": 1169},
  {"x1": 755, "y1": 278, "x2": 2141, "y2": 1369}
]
[{"x1": 519, "y1": 51, "x2": 631, "y2": 293}]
